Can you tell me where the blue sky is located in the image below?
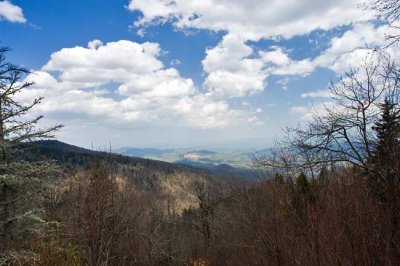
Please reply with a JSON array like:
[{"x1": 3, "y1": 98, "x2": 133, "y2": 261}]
[{"x1": 0, "y1": 0, "x2": 392, "y2": 150}]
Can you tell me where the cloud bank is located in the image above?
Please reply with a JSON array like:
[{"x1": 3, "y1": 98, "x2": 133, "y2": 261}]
[{"x1": 21, "y1": 40, "x2": 260, "y2": 129}]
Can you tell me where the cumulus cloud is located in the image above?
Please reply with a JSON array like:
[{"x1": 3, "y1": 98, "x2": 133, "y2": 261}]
[
  {"x1": 43, "y1": 40, "x2": 164, "y2": 86},
  {"x1": 124, "y1": 0, "x2": 400, "y2": 147},
  {"x1": 312, "y1": 23, "x2": 392, "y2": 73},
  {"x1": 261, "y1": 48, "x2": 290, "y2": 66},
  {"x1": 262, "y1": 48, "x2": 314, "y2": 76},
  {"x1": 127, "y1": 0, "x2": 393, "y2": 108},
  {"x1": 173, "y1": 94, "x2": 260, "y2": 128},
  {"x1": 0, "y1": 0, "x2": 26, "y2": 23},
  {"x1": 20, "y1": 40, "x2": 260, "y2": 129},
  {"x1": 127, "y1": 0, "x2": 383, "y2": 100},
  {"x1": 202, "y1": 34, "x2": 267, "y2": 98},
  {"x1": 202, "y1": 24, "x2": 394, "y2": 101},
  {"x1": 128, "y1": 0, "x2": 372, "y2": 40},
  {"x1": 262, "y1": 22, "x2": 400, "y2": 78}
]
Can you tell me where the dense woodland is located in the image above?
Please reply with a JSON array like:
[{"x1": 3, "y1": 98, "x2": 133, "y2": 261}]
[{"x1": 1, "y1": 1, "x2": 400, "y2": 265}]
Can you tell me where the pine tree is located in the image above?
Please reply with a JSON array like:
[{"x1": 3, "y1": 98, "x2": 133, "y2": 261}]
[
  {"x1": 369, "y1": 97, "x2": 400, "y2": 202},
  {"x1": 296, "y1": 172, "x2": 310, "y2": 196},
  {"x1": 0, "y1": 47, "x2": 62, "y2": 252}
]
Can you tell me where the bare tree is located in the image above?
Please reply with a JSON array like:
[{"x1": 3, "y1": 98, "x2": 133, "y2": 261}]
[
  {"x1": 255, "y1": 57, "x2": 400, "y2": 174},
  {"x1": 367, "y1": 0, "x2": 400, "y2": 47}
]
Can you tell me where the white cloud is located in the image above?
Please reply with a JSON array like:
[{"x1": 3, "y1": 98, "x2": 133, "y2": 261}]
[
  {"x1": 261, "y1": 48, "x2": 290, "y2": 66},
  {"x1": 173, "y1": 94, "x2": 260, "y2": 128},
  {"x1": 0, "y1": 0, "x2": 26, "y2": 23},
  {"x1": 260, "y1": 48, "x2": 316, "y2": 77},
  {"x1": 88, "y1": 39, "x2": 103, "y2": 50},
  {"x1": 117, "y1": 68, "x2": 195, "y2": 98},
  {"x1": 312, "y1": 23, "x2": 388, "y2": 73},
  {"x1": 201, "y1": 23, "x2": 388, "y2": 100},
  {"x1": 128, "y1": 0, "x2": 372, "y2": 40},
  {"x1": 301, "y1": 90, "x2": 332, "y2": 98},
  {"x1": 269, "y1": 59, "x2": 314, "y2": 76},
  {"x1": 43, "y1": 40, "x2": 164, "y2": 85},
  {"x1": 262, "y1": 23, "x2": 400, "y2": 77},
  {"x1": 202, "y1": 34, "x2": 267, "y2": 98},
  {"x1": 126, "y1": 0, "x2": 400, "y2": 113},
  {"x1": 327, "y1": 48, "x2": 374, "y2": 74},
  {"x1": 20, "y1": 40, "x2": 260, "y2": 129},
  {"x1": 312, "y1": 22, "x2": 400, "y2": 73},
  {"x1": 128, "y1": 0, "x2": 387, "y2": 102}
]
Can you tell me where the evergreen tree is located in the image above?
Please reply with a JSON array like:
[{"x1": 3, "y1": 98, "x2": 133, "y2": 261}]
[
  {"x1": 296, "y1": 172, "x2": 310, "y2": 196},
  {"x1": 369, "y1": 97, "x2": 400, "y2": 202},
  {"x1": 0, "y1": 47, "x2": 62, "y2": 253}
]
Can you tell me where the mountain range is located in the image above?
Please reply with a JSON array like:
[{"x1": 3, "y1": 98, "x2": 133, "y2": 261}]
[{"x1": 16, "y1": 140, "x2": 244, "y2": 212}]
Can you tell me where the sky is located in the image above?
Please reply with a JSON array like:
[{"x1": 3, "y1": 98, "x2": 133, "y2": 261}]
[{"x1": 0, "y1": 0, "x2": 395, "y2": 150}]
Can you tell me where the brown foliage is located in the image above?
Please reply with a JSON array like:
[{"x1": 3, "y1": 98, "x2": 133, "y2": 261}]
[{"x1": 196, "y1": 169, "x2": 400, "y2": 265}]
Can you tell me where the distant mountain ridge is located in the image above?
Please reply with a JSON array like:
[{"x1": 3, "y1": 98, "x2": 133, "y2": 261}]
[
  {"x1": 188, "y1": 150, "x2": 217, "y2": 155},
  {"x1": 116, "y1": 145, "x2": 258, "y2": 179},
  {"x1": 33, "y1": 140, "x2": 96, "y2": 154},
  {"x1": 117, "y1": 145, "x2": 253, "y2": 163},
  {"x1": 174, "y1": 159, "x2": 257, "y2": 179},
  {"x1": 117, "y1": 147, "x2": 174, "y2": 157},
  {"x1": 17, "y1": 140, "x2": 256, "y2": 180},
  {"x1": 16, "y1": 140, "x2": 177, "y2": 172},
  {"x1": 15, "y1": 140, "x2": 236, "y2": 213},
  {"x1": 117, "y1": 147, "x2": 217, "y2": 158}
]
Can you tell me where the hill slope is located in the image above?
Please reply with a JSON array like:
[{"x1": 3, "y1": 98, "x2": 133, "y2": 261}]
[{"x1": 15, "y1": 140, "x2": 232, "y2": 212}]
